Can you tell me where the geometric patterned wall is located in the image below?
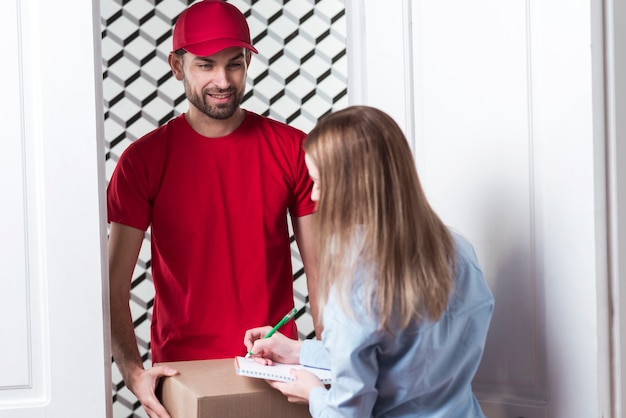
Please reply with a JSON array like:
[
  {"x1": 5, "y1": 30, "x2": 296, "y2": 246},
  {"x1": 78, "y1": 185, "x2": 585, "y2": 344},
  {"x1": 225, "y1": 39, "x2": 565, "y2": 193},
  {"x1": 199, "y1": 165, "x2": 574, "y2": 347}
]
[{"x1": 100, "y1": 0, "x2": 347, "y2": 416}]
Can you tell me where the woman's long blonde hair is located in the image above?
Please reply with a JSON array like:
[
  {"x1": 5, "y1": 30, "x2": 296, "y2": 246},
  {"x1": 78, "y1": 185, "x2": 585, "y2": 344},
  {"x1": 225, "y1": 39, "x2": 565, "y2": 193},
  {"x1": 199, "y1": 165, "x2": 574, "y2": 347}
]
[{"x1": 304, "y1": 106, "x2": 455, "y2": 331}]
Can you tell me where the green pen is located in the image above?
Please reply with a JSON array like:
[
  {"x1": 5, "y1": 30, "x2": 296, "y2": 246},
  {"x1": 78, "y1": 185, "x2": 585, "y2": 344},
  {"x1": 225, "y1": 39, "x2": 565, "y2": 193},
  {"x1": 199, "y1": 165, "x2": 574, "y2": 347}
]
[{"x1": 247, "y1": 307, "x2": 298, "y2": 357}]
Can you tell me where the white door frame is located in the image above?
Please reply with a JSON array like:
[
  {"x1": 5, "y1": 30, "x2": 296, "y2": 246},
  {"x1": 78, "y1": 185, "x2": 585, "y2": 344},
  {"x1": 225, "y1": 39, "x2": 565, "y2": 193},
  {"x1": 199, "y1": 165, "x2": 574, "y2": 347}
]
[
  {"x1": 0, "y1": 0, "x2": 111, "y2": 416},
  {"x1": 606, "y1": 0, "x2": 626, "y2": 415}
]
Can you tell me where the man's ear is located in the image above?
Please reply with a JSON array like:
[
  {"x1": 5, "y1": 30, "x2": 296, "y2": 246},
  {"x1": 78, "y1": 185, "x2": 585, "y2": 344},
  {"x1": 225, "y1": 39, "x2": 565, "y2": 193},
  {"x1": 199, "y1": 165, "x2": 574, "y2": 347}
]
[
  {"x1": 245, "y1": 50, "x2": 252, "y2": 68},
  {"x1": 168, "y1": 52, "x2": 184, "y2": 81}
]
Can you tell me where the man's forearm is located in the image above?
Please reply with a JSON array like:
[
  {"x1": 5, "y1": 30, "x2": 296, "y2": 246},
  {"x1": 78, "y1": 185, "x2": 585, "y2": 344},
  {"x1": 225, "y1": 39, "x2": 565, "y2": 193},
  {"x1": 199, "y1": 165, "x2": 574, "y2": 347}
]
[{"x1": 110, "y1": 300, "x2": 145, "y2": 385}]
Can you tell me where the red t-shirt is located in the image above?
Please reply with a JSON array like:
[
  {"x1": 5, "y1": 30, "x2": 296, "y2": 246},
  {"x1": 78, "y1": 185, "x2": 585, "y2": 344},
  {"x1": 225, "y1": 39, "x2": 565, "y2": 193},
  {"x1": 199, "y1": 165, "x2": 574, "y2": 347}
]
[{"x1": 107, "y1": 112, "x2": 315, "y2": 363}]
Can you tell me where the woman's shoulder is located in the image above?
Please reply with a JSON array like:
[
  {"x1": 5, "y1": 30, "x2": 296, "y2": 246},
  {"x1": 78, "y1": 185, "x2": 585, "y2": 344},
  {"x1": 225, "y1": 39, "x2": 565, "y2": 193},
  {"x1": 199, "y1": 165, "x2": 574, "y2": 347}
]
[
  {"x1": 447, "y1": 228, "x2": 494, "y2": 313},
  {"x1": 449, "y1": 229, "x2": 481, "y2": 270}
]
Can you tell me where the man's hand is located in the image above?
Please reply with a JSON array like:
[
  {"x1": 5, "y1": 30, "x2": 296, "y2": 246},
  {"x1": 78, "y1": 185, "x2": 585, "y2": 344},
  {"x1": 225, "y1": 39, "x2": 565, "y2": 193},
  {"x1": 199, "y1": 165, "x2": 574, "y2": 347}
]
[
  {"x1": 125, "y1": 365, "x2": 179, "y2": 418},
  {"x1": 243, "y1": 326, "x2": 302, "y2": 365}
]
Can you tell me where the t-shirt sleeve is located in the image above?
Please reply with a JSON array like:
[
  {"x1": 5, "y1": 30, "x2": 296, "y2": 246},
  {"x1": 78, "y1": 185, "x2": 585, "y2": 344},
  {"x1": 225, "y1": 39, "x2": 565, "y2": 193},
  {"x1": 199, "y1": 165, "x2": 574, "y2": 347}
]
[
  {"x1": 289, "y1": 133, "x2": 316, "y2": 218},
  {"x1": 107, "y1": 144, "x2": 154, "y2": 231}
]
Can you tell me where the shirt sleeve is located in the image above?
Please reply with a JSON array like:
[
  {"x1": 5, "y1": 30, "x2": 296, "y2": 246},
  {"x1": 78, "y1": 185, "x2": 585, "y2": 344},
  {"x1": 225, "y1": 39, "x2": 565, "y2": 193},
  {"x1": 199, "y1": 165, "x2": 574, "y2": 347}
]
[
  {"x1": 288, "y1": 132, "x2": 316, "y2": 218},
  {"x1": 300, "y1": 340, "x2": 330, "y2": 370},
  {"x1": 107, "y1": 142, "x2": 155, "y2": 231},
  {"x1": 308, "y1": 279, "x2": 380, "y2": 418}
]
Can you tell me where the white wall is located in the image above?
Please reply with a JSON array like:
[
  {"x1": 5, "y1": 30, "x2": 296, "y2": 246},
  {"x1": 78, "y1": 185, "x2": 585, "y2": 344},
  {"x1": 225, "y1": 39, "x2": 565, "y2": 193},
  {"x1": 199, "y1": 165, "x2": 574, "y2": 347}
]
[
  {"x1": 0, "y1": 0, "x2": 111, "y2": 416},
  {"x1": 348, "y1": 0, "x2": 612, "y2": 416}
]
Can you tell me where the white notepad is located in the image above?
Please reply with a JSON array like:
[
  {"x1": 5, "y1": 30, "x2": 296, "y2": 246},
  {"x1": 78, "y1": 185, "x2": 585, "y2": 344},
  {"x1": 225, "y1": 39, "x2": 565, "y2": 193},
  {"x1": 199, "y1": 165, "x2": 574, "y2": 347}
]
[{"x1": 234, "y1": 356, "x2": 332, "y2": 384}]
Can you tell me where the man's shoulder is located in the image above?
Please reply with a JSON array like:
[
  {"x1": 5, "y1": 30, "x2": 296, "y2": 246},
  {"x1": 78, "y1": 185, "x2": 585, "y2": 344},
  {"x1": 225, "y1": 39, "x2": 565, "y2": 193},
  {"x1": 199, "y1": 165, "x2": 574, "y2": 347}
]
[
  {"x1": 244, "y1": 110, "x2": 306, "y2": 138},
  {"x1": 119, "y1": 115, "x2": 184, "y2": 163},
  {"x1": 132, "y1": 115, "x2": 182, "y2": 147}
]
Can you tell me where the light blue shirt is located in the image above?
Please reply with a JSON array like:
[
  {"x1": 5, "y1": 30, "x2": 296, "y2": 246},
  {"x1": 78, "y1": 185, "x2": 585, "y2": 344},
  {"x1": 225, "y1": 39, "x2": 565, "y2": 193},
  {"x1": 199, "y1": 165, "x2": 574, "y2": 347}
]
[{"x1": 300, "y1": 232, "x2": 494, "y2": 417}]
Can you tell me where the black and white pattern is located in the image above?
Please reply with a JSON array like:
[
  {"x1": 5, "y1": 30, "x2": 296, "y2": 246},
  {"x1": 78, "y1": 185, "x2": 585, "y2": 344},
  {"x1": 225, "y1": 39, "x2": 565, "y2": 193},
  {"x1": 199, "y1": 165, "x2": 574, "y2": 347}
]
[{"x1": 101, "y1": 0, "x2": 347, "y2": 415}]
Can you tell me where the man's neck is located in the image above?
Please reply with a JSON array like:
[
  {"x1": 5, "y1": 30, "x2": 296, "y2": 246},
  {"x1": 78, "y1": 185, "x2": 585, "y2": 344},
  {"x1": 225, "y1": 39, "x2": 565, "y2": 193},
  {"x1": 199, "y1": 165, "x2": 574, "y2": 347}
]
[{"x1": 184, "y1": 106, "x2": 246, "y2": 138}]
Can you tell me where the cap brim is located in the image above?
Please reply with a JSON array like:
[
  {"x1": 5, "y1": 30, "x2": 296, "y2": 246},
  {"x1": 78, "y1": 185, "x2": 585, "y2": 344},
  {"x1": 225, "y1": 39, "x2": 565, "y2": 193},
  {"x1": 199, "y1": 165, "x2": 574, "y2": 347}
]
[{"x1": 182, "y1": 38, "x2": 258, "y2": 57}]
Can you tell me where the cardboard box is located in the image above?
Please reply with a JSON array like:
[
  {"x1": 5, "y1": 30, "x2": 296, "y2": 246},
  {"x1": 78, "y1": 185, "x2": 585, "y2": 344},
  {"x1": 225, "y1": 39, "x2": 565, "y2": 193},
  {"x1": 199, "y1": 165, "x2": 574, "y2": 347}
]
[{"x1": 158, "y1": 359, "x2": 312, "y2": 418}]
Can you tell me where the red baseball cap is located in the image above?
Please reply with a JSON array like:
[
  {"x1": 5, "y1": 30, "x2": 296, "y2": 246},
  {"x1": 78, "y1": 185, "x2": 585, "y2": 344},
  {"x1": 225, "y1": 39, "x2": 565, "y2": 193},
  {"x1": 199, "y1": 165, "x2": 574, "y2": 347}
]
[{"x1": 173, "y1": 0, "x2": 258, "y2": 56}]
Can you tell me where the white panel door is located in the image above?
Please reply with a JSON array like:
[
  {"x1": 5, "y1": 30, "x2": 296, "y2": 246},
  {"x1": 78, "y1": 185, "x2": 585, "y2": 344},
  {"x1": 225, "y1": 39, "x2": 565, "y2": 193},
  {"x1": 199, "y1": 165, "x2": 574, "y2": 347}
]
[
  {"x1": 347, "y1": 0, "x2": 610, "y2": 417},
  {"x1": 0, "y1": 0, "x2": 111, "y2": 416},
  {"x1": 412, "y1": 2, "x2": 543, "y2": 413}
]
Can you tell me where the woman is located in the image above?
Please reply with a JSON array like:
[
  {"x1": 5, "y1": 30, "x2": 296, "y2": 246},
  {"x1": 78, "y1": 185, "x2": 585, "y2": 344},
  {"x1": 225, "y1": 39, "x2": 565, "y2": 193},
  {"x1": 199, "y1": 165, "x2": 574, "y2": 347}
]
[{"x1": 244, "y1": 106, "x2": 494, "y2": 417}]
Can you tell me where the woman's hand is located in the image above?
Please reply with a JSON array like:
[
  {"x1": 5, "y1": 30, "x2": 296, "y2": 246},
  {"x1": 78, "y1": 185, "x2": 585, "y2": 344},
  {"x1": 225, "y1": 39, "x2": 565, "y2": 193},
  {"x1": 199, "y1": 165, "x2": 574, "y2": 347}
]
[
  {"x1": 243, "y1": 326, "x2": 302, "y2": 365},
  {"x1": 267, "y1": 369, "x2": 325, "y2": 404}
]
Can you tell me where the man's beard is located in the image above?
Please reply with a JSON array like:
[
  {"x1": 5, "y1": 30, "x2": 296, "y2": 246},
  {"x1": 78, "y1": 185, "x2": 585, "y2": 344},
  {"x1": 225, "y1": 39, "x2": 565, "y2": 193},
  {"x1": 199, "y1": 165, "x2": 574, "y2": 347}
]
[{"x1": 185, "y1": 83, "x2": 243, "y2": 120}]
